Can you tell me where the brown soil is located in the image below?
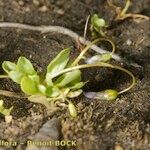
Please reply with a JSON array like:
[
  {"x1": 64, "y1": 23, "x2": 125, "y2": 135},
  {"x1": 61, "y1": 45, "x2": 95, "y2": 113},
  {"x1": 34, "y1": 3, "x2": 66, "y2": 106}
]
[{"x1": 0, "y1": 0, "x2": 149, "y2": 150}]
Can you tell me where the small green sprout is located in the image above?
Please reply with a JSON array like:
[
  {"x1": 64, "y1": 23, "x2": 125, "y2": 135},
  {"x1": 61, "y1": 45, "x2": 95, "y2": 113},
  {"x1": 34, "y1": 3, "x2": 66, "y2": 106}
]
[
  {"x1": 0, "y1": 100, "x2": 13, "y2": 123},
  {"x1": 107, "y1": 0, "x2": 149, "y2": 20},
  {"x1": 90, "y1": 14, "x2": 108, "y2": 37}
]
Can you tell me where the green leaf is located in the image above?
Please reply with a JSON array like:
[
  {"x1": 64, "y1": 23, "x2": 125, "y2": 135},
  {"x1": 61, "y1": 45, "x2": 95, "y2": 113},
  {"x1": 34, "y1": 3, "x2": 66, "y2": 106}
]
[
  {"x1": 91, "y1": 14, "x2": 105, "y2": 28},
  {"x1": 0, "y1": 100, "x2": 4, "y2": 112},
  {"x1": 17, "y1": 57, "x2": 36, "y2": 75},
  {"x1": 47, "y1": 48, "x2": 71, "y2": 76},
  {"x1": 8, "y1": 71, "x2": 23, "y2": 84},
  {"x1": 2, "y1": 61, "x2": 17, "y2": 74},
  {"x1": 67, "y1": 74, "x2": 81, "y2": 86},
  {"x1": 38, "y1": 84, "x2": 47, "y2": 94},
  {"x1": 28, "y1": 95, "x2": 51, "y2": 110},
  {"x1": 21, "y1": 76, "x2": 38, "y2": 95},
  {"x1": 69, "y1": 82, "x2": 85, "y2": 90},
  {"x1": 28, "y1": 74, "x2": 40, "y2": 83},
  {"x1": 46, "y1": 86, "x2": 60, "y2": 97},
  {"x1": 45, "y1": 74, "x2": 54, "y2": 86},
  {"x1": 67, "y1": 90, "x2": 83, "y2": 98},
  {"x1": 2, "y1": 107, "x2": 13, "y2": 116},
  {"x1": 55, "y1": 70, "x2": 81, "y2": 88},
  {"x1": 0, "y1": 100, "x2": 13, "y2": 116}
]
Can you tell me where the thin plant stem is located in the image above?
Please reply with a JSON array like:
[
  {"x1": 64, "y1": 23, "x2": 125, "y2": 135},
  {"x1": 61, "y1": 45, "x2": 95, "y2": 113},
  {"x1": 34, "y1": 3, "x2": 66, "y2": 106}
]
[
  {"x1": 72, "y1": 38, "x2": 101, "y2": 66},
  {"x1": 119, "y1": 13, "x2": 149, "y2": 20},
  {"x1": 72, "y1": 38, "x2": 116, "y2": 66},
  {"x1": 51, "y1": 63, "x2": 135, "y2": 94},
  {"x1": 107, "y1": 0, "x2": 149, "y2": 20},
  {"x1": 84, "y1": 15, "x2": 90, "y2": 39},
  {"x1": 0, "y1": 90, "x2": 26, "y2": 98},
  {"x1": 0, "y1": 75, "x2": 9, "y2": 79},
  {"x1": 120, "y1": 0, "x2": 131, "y2": 17},
  {"x1": 0, "y1": 22, "x2": 121, "y2": 61}
]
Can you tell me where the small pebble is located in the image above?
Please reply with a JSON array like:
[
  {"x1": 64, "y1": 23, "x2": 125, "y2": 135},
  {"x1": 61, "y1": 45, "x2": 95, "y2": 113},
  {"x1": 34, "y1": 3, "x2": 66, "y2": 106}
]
[
  {"x1": 25, "y1": 118, "x2": 61, "y2": 150},
  {"x1": 126, "y1": 39, "x2": 132, "y2": 46},
  {"x1": 115, "y1": 144, "x2": 124, "y2": 150},
  {"x1": 18, "y1": 1, "x2": 24, "y2": 6},
  {"x1": 55, "y1": 9, "x2": 65, "y2": 15},
  {"x1": 39, "y1": 6, "x2": 48, "y2": 12},
  {"x1": 33, "y1": 0, "x2": 40, "y2": 6},
  {"x1": 5, "y1": 115, "x2": 13, "y2": 124}
]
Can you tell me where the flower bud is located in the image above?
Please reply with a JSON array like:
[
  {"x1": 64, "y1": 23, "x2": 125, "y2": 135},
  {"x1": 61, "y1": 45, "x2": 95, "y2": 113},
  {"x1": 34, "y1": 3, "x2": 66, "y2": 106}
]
[
  {"x1": 84, "y1": 89, "x2": 118, "y2": 102},
  {"x1": 85, "y1": 54, "x2": 111, "y2": 64},
  {"x1": 102, "y1": 89, "x2": 118, "y2": 101},
  {"x1": 68, "y1": 103, "x2": 77, "y2": 118}
]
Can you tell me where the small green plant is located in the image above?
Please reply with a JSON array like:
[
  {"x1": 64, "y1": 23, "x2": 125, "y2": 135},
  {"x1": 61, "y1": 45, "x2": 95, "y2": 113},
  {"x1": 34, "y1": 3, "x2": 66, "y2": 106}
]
[
  {"x1": 1, "y1": 48, "x2": 85, "y2": 117},
  {"x1": 89, "y1": 14, "x2": 116, "y2": 61},
  {"x1": 107, "y1": 0, "x2": 149, "y2": 20},
  {"x1": 90, "y1": 14, "x2": 108, "y2": 38},
  {"x1": 0, "y1": 100, "x2": 13, "y2": 123},
  {"x1": 0, "y1": 40, "x2": 135, "y2": 118}
]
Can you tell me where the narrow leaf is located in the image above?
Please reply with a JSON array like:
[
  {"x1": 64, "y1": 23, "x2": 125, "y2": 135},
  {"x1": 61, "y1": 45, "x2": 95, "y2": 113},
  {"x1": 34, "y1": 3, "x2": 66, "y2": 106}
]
[
  {"x1": 45, "y1": 73, "x2": 54, "y2": 86},
  {"x1": 47, "y1": 48, "x2": 71, "y2": 76},
  {"x1": 69, "y1": 82, "x2": 85, "y2": 90},
  {"x1": 67, "y1": 90, "x2": 83, "y2": 98},
  {"x1": 2, "y1": 61, "x2": 17, "y2": 74},
  {"x1": 55, "y1": 70, "x2": 81, "y2": 88}
]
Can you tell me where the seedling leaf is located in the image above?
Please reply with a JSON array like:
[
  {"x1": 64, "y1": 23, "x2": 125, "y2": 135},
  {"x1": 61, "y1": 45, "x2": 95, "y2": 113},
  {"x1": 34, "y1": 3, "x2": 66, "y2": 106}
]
[
  {"x1": 46, "y1": 86, "x2": 60, "y2": 97},
  {"x1": 67, "y1": 90, "x2": 83, "y2": 98},
  {"x1": 38, "y1": 84, "x2": 47, "y2": 94},
  {"x1": 21, "y1": 76, "x2": 38, "y2": 95},
  {"x1": 2, "y1": 61, "x2": 17, "y2": 74},
  {"x1": 28, "y1": 95, "x2": 51, "y2": 110},
  {"x1": 47, "y1": 48, "x2": 71, "y2": 76},
  {"x1": 8, "y1": 71, "x2": 23, "y2": 84},
  {"x1": 69, "y1": 82, "x2": 85, "y2": 90},
  {"x1": 28, "y1": 74, "x2": 40, "y2": 83},
  {"x1": 55, "y1": 70, "x2": 81, "y2": 87},
  {"x1": 17, "y1": 57, "x2": 36, "y2": 75},
  {"x1": 0, "y1": 100, "x2": 13, "y2": 116}
]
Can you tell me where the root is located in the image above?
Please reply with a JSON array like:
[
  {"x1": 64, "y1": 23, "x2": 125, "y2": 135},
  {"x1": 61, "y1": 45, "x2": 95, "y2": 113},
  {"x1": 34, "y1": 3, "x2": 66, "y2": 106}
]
[{"x1": 0, "y1": 22, "x2": 121, "y2": 61}]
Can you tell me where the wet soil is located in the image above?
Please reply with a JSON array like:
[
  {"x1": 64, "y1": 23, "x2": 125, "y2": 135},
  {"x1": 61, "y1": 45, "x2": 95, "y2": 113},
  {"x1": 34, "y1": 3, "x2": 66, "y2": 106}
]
[{"x1": 0, "y1": 0, "x2": 150, "y2": 150}]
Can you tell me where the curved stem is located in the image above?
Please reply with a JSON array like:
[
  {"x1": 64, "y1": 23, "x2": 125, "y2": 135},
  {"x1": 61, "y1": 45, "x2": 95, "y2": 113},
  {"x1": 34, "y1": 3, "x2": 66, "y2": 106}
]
[
  {"x1": 120, "y1": 0, "x2": 131, "y2": 17},
  {"x1": 0, "y1": 75, "x2": 9, "y2": 79},
  {"x1": 118, "y1": 13, "x2": 149, "y2": 20},
  {"x1": 72, "y1": 38, "x2": 101, "y2": 66},
  {"x1": 72, "y1": 38, "x2": 116, "y2": 66},
  {"x1": 51, "y1": 63, "x2": 135, "y2": 94}
]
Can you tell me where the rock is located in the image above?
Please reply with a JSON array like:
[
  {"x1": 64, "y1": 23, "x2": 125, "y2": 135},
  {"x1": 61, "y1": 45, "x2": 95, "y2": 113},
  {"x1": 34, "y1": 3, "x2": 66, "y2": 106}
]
[{"x1": 25, "y1": 118, "x2": 61, "y2": 150}]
